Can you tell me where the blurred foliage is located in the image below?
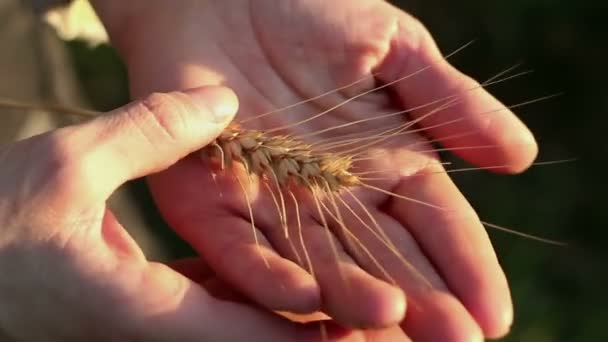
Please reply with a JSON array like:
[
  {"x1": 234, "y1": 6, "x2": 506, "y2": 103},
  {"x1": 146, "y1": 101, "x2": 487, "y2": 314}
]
[{"x1": 65, "y1": 1, "x2": 606, "y2": 341}]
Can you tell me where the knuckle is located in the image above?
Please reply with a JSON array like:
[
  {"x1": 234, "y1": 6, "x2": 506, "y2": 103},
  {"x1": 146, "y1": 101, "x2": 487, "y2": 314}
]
[
  {"x1": 137, "y1": 92, "x2": 191, "y2": 143},
  {"x1": 45, "y1": 130, "x2": 81, "y2": 171},
  {"x1": 396, "y1": 13, "x2": 431, "y2": 51},
  {"x1": 396, "y1": 11, "x2": 444, "y2": 64},
  {"x1": 43, "y1": 129, "x2": 93, "y2": 190},
  {"x1": 409, "y1": 16, "x2": 431, "y2": 38}
]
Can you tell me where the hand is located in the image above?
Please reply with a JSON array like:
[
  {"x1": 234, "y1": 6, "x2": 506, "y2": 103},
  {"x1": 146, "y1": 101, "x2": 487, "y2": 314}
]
[
  {"x1": 94, "y1": 0, "x2": 538, "y2": 340},
  {"x1": 0, "y1": 87, "x2": 349, "y2": 341}
]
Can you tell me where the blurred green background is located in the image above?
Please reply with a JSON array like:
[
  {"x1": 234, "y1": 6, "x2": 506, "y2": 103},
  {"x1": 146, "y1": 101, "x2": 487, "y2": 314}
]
[
  {"x1": 63, "y1": 1, "x2": 606, "y2": 341},
  {"x1": 394, "y1": 1, "x2": 608, "y2": 341}
]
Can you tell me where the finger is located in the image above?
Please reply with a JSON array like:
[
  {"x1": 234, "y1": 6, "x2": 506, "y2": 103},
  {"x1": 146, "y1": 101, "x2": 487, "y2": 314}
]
[
  {"x1": 401, "y1": 291, "x2": 483, "y2": 342},
  {"x1": 149, "y1": 156, "x2": 322, "y2": 314},
  {"x1": 178, "y1": 214, "x2": 322, "y2": 314},
  {"x1": 376, "y1": 14, "x2": 537, "y2": 173},
  {"x1": 245, "y1": 182, "x2": 407, "y2": 329},
  {"x1": 135, "y1": 263, "x2": 359, "y2": 342},
  {"x1": 262, "y1": 203, "x2": 407, "y2": 329},
  {"x1": 317, "y1": 195, "x2": 483, "y2": 341},
  {"x1": 169, "y1": 257, "x2": 252, "y2": 303},
  {"x1": 167, "y1": 258, "x2": 381, "y2": 342},
  {"x1": 149, "y1": 155, "x2": 405, "y2": 328},
  {"x1": 39, "y1": 86, "x2": 237, "y2": 210},
  {"x1": 387, "y1": 163, "x2": 513, "y2": 339}
]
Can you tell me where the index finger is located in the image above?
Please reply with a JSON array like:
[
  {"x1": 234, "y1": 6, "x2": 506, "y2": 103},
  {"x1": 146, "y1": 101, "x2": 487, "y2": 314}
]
[{"x1": 376, "y1": 15, "x2": 538, "y2": 173}]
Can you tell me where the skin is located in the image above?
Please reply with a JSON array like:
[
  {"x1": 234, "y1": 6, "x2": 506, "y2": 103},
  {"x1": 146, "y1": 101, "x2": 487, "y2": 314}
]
[
  {"x1": 0, "y1": 87, "x2": 372, "y2": 341},
  {"x1": 91, "y1": 0, "x2": 539, "y2": 340},
  {"x1": 0, "y1": 0, "x2": 538, "y2": 341}
]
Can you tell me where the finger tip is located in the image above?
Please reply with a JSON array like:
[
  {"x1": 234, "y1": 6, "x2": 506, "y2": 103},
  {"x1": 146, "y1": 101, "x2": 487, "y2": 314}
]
[
  {"x1": 183, "y1": 85, "x2": 239, "y2": 124},
  {"x1": 471, "y1": 128, "x2": 538, "y2": 175},
  {"x1": 272, "y1": 268, "x2": 322, "y2": 314},
  {"x1": 476, "y1": 302, "x2": 514, "y2": 339},
  {"x1": 503, "y1": 129, "x2": 539, "y2": 174},
  {"x1": 404, "y1": 292, "x2": 483, "y2": 342},
  {"x1": 495, "y1": 115, "x2": 540, "y2": 174},
  {"x1": 459, "y1": 274, "x2": 514, "y2": 339},
  {"x1": 368, "y1": 284, "x2": 408, "y2": 328},
  {"x1": 290, "y1": 279, "x2": 323, "y2": 314},
  {"x1": 486, "y1": 319, "x2": 513, "y2": 340},
  {"x1": 355, "y1": 282, "x2": 406, "y2": 329},
  {"x1": 327, "y1": 278, "x2": 406, "y2": 329}
]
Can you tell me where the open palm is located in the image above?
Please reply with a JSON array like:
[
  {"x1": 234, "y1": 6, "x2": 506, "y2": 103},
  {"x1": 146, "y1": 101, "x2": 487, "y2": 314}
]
[{"x1": 113, "y1": 0, "x2": 538, "y2": 340}]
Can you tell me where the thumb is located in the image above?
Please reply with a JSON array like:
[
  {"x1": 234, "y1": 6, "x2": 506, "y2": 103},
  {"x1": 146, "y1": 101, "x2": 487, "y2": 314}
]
[
  {"x1": 47, "y1": 86, "x2": 237, "y2": 205},
  {"x1": 92, "y1": 86, "x2": 237, "y2": 177}
]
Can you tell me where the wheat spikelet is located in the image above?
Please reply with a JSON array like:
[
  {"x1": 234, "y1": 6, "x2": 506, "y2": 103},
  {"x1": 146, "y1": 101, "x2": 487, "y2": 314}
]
[{"x1": 204, "y1": 123, "x2": 360, "y2": 192}]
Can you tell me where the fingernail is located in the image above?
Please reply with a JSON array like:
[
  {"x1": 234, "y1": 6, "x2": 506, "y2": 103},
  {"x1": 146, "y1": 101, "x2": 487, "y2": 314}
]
[{"x1": 186, "y1": 86, "x2": 238, "y2": 124}]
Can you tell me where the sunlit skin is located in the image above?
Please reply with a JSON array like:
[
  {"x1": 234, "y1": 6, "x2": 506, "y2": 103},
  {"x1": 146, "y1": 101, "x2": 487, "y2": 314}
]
[
  {"x1": 90, "y1": 0, "x2": 539, "y2": 341},
  {"x1": 2, "y1": 87, "x2": 371, "y2": 341}
]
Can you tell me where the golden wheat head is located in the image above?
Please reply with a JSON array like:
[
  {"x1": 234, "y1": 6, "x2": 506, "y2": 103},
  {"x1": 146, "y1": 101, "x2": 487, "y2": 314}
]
[{"x1": 204, "y1": 123, "x2": 361, "y2": 193}]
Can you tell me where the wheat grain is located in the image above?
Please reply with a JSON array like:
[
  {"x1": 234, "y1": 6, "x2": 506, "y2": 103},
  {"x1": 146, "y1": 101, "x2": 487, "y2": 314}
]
[{"x1": 204, "y1": 123, "x2": 361, "y2": 192}]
